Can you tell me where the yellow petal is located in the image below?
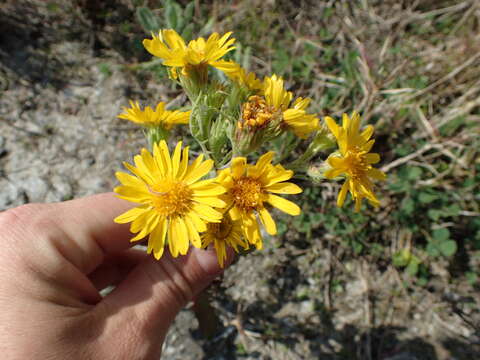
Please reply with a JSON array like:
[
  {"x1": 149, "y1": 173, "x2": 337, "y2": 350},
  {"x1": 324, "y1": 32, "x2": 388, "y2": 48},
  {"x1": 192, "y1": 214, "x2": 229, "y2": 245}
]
[
  {"x1": 214, "y1": 239, "x2": 227, "y2": 267},
  {"x1": 184, "y1": 216, "x2": 202, "y2": 248},
  {"x1": 177, "y1": 146, "x2": 189, "y2": 180},
  {"x1": 242, "y1": 212, "x2": 262, "y2": 248},
  {"x1": 337, "y1": 181, "x2": 349, "y2": 207},
  {"x1": 231, "y1": 157, "x2": 246, "y2": 179},
  {"x1": 158, "y1": 140, "x2": 172, "y2": 175},
  {"x1": 171, "y1": 141, "x2": 183, "y2": 178},
  {"x1": 114, "y1": 206, "x2": 149, "y2": 224},
  {"x1": 361, "y1": 125, "x2": 374, "y2": 141},
  {"x1": 115, "y1": 171, "x2": 144, "y2": 188},
  {"x1": 168, "y1": 219, "x2": 178, "y2": 257},
  {"x1": 367, "y1": 168, "x2": 387, "y2": 180},
  {"x1": 267, "y1": 194, "x2": 301, "y2": 216},
  {"x1": 258, "y1": 207, "x2": 277, "y2": 235},
  {"x1": 266, "y1": 182, "x2": 302, "y2": 194},
  {"x1": 184, "y1": 159, "x2": 214, "y2": 184},
  {"x1": 324, "y1": 168, "x2": 344, "y2": 179},
  {"x1": 193, "y1": 204, "x2": 223, "y2": 222},
  {"x1": 325, "y1": 116, "x2": 340, "y2": 139},
  {"x1": 131, "y1": 211, "x2": 159, "y2": 241},
  {"x1": 328, "y1": 156, "x2": 345, "y2": 169},
  {"x1": 191, "y1": 182, "x2": 226, "y2": 196},
  {"x1": 342, "y1": 113, "x2": 351, "y2": 131},
  {"x1": 193, "y1": 196, "x2": 226, "y2": 208},
  {"x1": 263, "y1": 169, "x2": 294, "y2": 187},
  {"x1": 114, "y1": 185, "x2": 150, "y2": 203},
  {"x1": 229, "y1": 206, "x2": 241, "y2": 221},
  {"x1": 187, "y1": 212, "x2": 207, "y2": 232},
  {"x1": 354, "y1": 197, "x2": 363, "y2": 212},
  {"x1": 255, "y1": 152, "x2": 275, "y2": 170},
  {"x1": 176, "y1": 218, "x2": 190, "y2": 255},
  {"x1": 365, "y1": 153, "x2": 380, "y2": 164},
  {"x1": 149, "y1": 219, "x2": 167, "y2": 260}
]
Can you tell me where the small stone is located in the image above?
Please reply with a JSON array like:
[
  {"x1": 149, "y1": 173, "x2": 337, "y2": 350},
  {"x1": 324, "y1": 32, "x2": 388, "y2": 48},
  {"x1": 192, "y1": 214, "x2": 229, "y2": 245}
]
[
  {"x1": 0, "y1": 180, "x2": 19, "y2": 209},
  {"x1": 24, "y1": 177, "x2": 49, "y2": 202}
]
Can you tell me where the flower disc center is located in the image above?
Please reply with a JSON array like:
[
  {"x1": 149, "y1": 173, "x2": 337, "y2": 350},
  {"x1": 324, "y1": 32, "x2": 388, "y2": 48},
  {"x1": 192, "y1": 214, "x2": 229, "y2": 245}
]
[
  {"x1": 150, "y1": 180, "x2": 193, "y2": 217},
  {"x1": 344, "y1": 150, "x2": 369, "y2": 179},
  {"x1": 230, "y1": 176, "x2": 264, "y2": 210},
  {"x1": 207, "y1": 216, "x2": 233, "y2": 240},
  {"x1": 241, "y1": 95, "x2": 277, "y2": 129}
]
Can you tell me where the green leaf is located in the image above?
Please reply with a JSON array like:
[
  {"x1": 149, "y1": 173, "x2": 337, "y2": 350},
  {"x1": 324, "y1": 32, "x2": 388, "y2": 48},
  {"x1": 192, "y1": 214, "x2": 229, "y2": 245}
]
[
  {"x1": 401, "y1": 197, "x2": 415, "y2": 215},
  {"x1": 428, "y1": 209, "x2": 442, "y2": 221},
  {"x1": 444, "y1": 204, "x2": 460, "y2": 217},
  {"x1": 164, "y1": 0, "x2": 178, "y2": 30},
  {"x1": 136, "y1": 7, "x2": 160, "y2": 33},
  {"x1": 181, "y1": 23, "x2": 194, "y2": 42},
  {"x1": 173, "y1": 2, "x2": 184, "y2": 30},
  {"x1": 407, "y1": 166, "x2": 423, "y2": 180},
  {"x1": 184, "y1": 2, "x2": 195, "y2": 21},
  {"x1": 439, "y1": 116, "x2": 465, "y2": 137},
  {"x1": 426, "y1": 242, "x2": 440, "y2": 257},
  {"x1": 416, "y1": 277, "x2": 428, "y2": 286},
  {"x1": 406, "y1": 257, "x2": 420, "y2": 276},
  {"x1": 432, "y1": 228, "x2": 450, "y2": 242},
  {"x1": 439, "y1": 240, "x2": 457, "y2": 257},
  {"x1": 352, "y1": 241, "x2": 363, "y2": 254},
  {"x1": 466, "y1": 272, "x2": 478, "y2": 285},
  {"x1": 393, "y1": 249, "x2": 411, "y2": 267},
  {"x1": 418, "y1": 191, "x2": 438, "y2": 204}
]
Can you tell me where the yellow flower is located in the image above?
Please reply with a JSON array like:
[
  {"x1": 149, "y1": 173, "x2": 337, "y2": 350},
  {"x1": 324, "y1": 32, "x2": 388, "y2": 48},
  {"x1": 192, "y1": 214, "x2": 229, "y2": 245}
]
[
  {"x1": 214, "y1": 60, "x2": 262, "y2": 91},
  {"x1": 263, "y1": 75, "x2": 319, "y2": 138},
  {"x1": 237, "y1": 75, "x2": 318, "y2": 138},
  {"x1": 324, "y1": 112, "x2": 387, "y2": 212},
  {"x1": 218, "y1": 152, "x2": 302, "y2": 249},
  {"x1": 114, "y1": 140, "x2": 226, "y2": 260},
  {"x1": 143, "y1": 29, "x2": 235, "y2": 77},
  {"x1": 118, "y1": 101, "x2": 190, "y2": 130},
  {"x1": 202, "y1": 213, "x2": 246, "y2": 267}
]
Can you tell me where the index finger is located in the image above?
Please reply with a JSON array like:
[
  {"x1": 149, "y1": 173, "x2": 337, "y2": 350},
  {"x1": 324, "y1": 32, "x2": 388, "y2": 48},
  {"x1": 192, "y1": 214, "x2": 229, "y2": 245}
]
[{"x1": 48, "y1": 193, "x2": 138, "y2": 274}]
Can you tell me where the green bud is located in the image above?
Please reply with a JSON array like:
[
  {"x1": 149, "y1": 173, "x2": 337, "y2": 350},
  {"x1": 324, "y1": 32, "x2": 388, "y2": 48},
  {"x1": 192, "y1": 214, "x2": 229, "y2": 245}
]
[{"x1": 147, "y1": 126, "x2": 170, "y2": 150}]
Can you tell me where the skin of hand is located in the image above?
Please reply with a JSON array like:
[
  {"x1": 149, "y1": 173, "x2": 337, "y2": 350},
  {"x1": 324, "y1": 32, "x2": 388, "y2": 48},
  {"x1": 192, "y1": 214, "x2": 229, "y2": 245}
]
[{"x1": 0, "y1": 193, "x2": 230, "y2": 359}]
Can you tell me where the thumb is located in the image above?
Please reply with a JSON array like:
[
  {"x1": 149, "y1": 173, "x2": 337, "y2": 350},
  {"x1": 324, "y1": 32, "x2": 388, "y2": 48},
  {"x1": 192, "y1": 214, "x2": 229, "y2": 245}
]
[{"x1": 95, "y1": 247, "x2": 229, "y2": 357}]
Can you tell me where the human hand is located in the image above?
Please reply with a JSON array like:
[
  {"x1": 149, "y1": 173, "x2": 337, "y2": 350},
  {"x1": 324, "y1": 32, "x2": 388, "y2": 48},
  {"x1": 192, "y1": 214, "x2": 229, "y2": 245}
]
[{"x1": 0, "y1": 193, "x2": 229, "y2": 359}]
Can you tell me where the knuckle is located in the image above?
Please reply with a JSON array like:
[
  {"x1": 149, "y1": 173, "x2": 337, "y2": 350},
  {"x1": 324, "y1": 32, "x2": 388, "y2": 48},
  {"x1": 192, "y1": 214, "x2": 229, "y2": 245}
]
[
  {"x1": 143, "y1": 258, "x2": 195, "y2": 308},
  {"x1": 0, "y1": 203, "x2": 49, "y2": 233}
]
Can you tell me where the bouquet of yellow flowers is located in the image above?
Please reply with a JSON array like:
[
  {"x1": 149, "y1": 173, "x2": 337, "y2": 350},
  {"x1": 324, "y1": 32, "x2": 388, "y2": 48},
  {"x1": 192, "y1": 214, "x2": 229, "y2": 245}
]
[{"x1": 113, "y1": 29, "x2": 386, "y2": 267}]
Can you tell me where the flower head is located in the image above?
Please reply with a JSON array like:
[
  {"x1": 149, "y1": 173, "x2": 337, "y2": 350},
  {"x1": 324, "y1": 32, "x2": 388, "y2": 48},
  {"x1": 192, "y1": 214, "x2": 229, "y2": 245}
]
[
  {"x1": 263, "y1": 75, "x2": 319, "y2": 138},
  {"x1": 218, "y1": 152, "x2": 302, "y2": 249},
  {"x1": 236, "y1": 75, "x2": 318, "y2": 140},
  {"x1": 324, "y1": 112, "x2": 387, "y2": 212},
  {"x1": 214, "y1": 60, "x2": 262, "y2": 91},
  {"x1": 202, "y1": 213, "x2": 246, "y2": 267},
  {"x1": 118, "y1": 101, "x2": 190, "y2": 130},
  {"x1": 114, "y1": 140, "x2": 226, "y2": 260},
  {"x1": 143, "y1": 29, "x2": 235, "y2": 78}
]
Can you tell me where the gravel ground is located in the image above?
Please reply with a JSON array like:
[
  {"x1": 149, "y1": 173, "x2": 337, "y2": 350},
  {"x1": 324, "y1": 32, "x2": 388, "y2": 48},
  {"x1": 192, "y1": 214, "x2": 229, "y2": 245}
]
[{"x1": 0, "y1": 1, "x2": 479, "y2": 359}]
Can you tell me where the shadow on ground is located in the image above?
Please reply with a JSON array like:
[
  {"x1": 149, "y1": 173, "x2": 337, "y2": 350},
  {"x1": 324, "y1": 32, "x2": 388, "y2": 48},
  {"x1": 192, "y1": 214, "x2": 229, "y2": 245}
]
[{"x1": 194, "y1": 254, "x2": 480, "y2": 360}]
